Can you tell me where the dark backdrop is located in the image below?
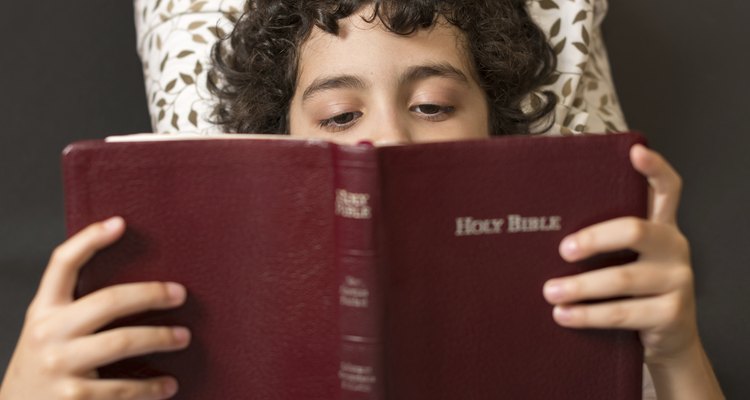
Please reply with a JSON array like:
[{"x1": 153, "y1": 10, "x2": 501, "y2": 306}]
[
  {"x1": 1, "y1": 0, "x2": 747, "y2": 397},
  {"x1": 605, "y1": 1, "x2": 750, "y2": 397}
]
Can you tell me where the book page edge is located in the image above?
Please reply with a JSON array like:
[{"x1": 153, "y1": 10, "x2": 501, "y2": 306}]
[{"x1": 104, "y1": 133, "x2": 321, "y2": 143}]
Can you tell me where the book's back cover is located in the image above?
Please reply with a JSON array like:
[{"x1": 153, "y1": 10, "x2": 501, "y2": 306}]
[
  {"x1": 63, "y1": 138, "x2": 341, "y2": 399},
  {"x1": 378, "y1": 133, "x2": 646, "y2": 399}
]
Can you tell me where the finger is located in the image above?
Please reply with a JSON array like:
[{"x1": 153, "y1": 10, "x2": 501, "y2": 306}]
[
  {"x1": 54, "y1": 282, "x2": 187, "y2": 337},
  {"x1": 65, "y1": 326, "x2": 190, "y2": 373},
  {"x1": 551, "y1": 294, "x2": 679, "y2": 330},
  {"x1": 543, "y1": 263, "x2": 691, "y2": 305},
  {"x1": 630, "y1": 144, "x2": 682, "y2": 225},
  {"x1": 35, "y1": 217, "x2": 126, "y2": 307},
  {"x1": 559, "y1": 217, "x2": 687, "y2": 262},
  {"x1": 59, "y1": 376, "x2": 178, "y2": 400}
]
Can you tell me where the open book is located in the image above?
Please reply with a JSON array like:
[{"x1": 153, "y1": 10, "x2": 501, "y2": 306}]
[{"x1": 63, "y1": 132, "x2": 646, "y2": 399}]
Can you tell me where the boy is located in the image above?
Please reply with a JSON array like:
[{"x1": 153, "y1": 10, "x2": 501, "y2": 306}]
[{"x1": 0, "y1": 1, "x2": 724, "y2": 399}]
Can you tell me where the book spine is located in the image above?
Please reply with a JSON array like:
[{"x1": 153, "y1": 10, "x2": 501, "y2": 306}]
[{"x1": 333, "y1": 143, "x2": 383, "y2": 400}]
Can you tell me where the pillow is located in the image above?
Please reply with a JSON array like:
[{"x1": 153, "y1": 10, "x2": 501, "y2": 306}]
[
  {"x1": 134, "y1": 0, "x2": 242, "y2": 134},
  {"x1": 134, "y1": 0, "x2": 628, "y2": 135},
  {"x1": 527, "y1": 0, "x2": 629, "y2": 135}
]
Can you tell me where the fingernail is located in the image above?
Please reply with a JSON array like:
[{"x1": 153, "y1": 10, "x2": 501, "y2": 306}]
[
  {"x1": 544, "y1": 282, "x2": 565, "y2": 302},
  {"x1": 166, "y1": 282, "x2": 186, "y2": 303},
  {"x1": 554, "y1": 306, "x2": 574, "y2": 324},
  {"x1": 162, "y1": 378, "x2": 178, "y2": 397},
  {"x1": 172, "y1": 327, "x2": 191, "y2": 345},
  {"x1": 103, "y1": 216, "x2": 123, "y2": 232},
  {"x1": 560, "y1": 236, "x2": 579, "y2": 257}
]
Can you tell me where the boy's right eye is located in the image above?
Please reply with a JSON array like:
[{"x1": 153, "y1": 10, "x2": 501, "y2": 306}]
[{"x1": 319, "y1": 111, "x2": 363, "y2": 131}]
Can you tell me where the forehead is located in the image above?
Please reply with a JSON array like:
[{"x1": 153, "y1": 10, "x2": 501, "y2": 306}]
[{"x1": 297, "y1": 13, "x2": 473, "y2": 83}]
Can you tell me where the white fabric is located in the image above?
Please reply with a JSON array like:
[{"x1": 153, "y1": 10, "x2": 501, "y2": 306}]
[
  {"x1": 134, "y1": 0, "x2": 242, "y2": 133},
  {"x1": 527, "y1": 0, "x2": 629, "y2": 135}
]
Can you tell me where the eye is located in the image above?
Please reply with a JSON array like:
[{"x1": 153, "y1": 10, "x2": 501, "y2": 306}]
[
  {"x1": 410, "y1": 104, "x2": 455, "y2": 121},
  {"x1": 413, "y1": 104, "x2": 442, "y2": 115},
  {"x1": 319, "y1": 111, "x2": 363, "y2": 131}
]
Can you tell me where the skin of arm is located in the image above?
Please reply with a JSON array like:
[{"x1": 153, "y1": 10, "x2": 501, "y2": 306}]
[{"x1": 543, "y1": 144, "x2": 725, "y2": 399}]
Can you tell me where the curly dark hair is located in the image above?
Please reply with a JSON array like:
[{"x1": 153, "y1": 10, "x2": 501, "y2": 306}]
[{"x1": 209, "y1": 0, "x2": 557, "y2": 135}]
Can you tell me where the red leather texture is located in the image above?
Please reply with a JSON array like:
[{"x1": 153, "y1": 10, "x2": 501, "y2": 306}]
[
  {"x1": 63, "y1": 133, "x2": 646, "y2": 399},
  {"x1": 377, "y1": 133, "x2": 646, "y2": 399},
  {"x1": 65, "y1": 139, "x2": 341, "y2": 399}
]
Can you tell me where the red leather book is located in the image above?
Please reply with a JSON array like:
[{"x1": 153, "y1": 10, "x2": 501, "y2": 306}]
[{"x1": 63, "y1": 132, "x2": 647, "y2": 399}]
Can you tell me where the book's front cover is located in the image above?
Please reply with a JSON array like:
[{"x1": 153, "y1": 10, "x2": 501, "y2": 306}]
[
  {"x1": 378, "y1": 133, "x2": 646, "y2": 399},
  {"x1": 63, "y1": 139, "x2": 341, "y2": 399}
]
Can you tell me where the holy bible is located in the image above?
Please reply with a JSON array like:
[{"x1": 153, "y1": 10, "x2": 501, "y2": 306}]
[{"x1": 62, "y1": 132, "x2": 647, "y2": 399}]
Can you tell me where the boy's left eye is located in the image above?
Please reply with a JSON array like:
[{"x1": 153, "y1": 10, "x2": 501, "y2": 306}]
[{"x1": 410, "y1": 104, "x2": 455, "y2": 119}]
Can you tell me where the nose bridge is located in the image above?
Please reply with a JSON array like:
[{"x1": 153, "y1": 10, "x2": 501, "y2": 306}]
[{"x1": 372, "y1": 103, "x2": 413, "y2": 145}]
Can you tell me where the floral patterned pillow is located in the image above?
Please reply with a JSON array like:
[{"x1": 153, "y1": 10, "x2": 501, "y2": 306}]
[
  {"x1": 134, "y1": 0, "x2": 629, "y2": 136},
  {"x1": 526, "y1": 0, "x2": 629, "y2": 135}
]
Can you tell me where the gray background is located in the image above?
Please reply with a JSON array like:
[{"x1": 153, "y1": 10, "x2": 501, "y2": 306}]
[{"x1": 1, "y1": 0, "x2": 747, "y2": 397}]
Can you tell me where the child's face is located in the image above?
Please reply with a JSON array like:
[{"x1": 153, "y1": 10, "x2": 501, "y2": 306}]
[{"x1": 288, "y1": 9, "x2": 490, "y2": 144}]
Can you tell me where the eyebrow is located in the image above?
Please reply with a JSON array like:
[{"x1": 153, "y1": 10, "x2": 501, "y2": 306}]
[
  {"x1": 399, "y1": 63, "x2": 470, "y2": 87},
  {"x1": 302, "y1": 75, "x2": 367, "y2": 102},
  {"x1": 301, "y1": 63, "x2": 470, "y2": 103}
]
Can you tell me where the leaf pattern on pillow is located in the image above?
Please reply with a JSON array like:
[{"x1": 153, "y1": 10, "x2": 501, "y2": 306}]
[
  {"x1": 134, "y1": 0, "x2": 628, "y2": 136},
  {"x1": 135, "y1": 0, "x2": 242, "y2": 134},
  {"x1": 526, "y1": 0, "x2": 628, "y2": 135}
]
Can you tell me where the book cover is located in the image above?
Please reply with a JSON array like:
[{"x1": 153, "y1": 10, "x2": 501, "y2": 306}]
[{"x1": 63, "y1": 132, "x2": 647, "y2": 399}]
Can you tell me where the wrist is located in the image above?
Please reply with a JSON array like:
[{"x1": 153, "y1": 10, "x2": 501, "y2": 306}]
[
  {"x1": 646, "y1": 334, "x2": 702, "y2": 369},
  {"x1": 646, "y1": 340, "x2": 725, "y2": 400}
]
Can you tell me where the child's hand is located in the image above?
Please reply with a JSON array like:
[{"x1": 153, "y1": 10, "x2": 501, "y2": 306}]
[
  {"x1": 543, "y1": 144, "x2": 699, "y2": 365},
  {"x1": 0, "y1": 217, "x2": 189, "y2": 400}
]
